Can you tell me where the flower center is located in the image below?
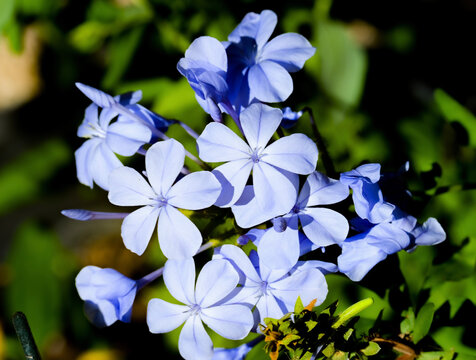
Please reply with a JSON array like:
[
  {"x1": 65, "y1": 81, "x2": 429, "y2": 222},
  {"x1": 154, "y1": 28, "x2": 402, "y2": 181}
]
[
  {"x1": 250, "y1": 147, "x2": 263, "y2": 163},
  {"x1": 156, "y1": 197, "x2": 168, "y2": 207},
  {"x1": 188, "y1": 304, "x2": 201, "y2": 316},
  {"x1": 87, "y1": 121, "x2": 107, "y2": 139},
  {"x1": 291, "y1": 205, "x2": 301, "y2": 214},
  {"x1": 259, "y1": 281, "x2": 269, "y2": 295}
]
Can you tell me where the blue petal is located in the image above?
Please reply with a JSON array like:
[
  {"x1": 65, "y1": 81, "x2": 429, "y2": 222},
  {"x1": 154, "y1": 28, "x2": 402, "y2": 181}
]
[
  {"x1": 106, "y1": 118, "x2": 151, "y2": 156},
  {"x1": 366, "y1": 222, "x2": 410, "y2": 254},
  {"x1": 195, "y1": 259, "x2": 239, "y2": 308},
  {"x1": 184, "y1": 36, "x2": 227, "y2": 72},
  {"x1": 338, "y1": 239, "x2": 387, "y2": 281},
  {"x1": 108, "y1": 166, "x2": 157, "y2": 206},
  {"x1": 167, "y1": 171, "x2": 221, "y2": 210},
  {"x1": 240, "y1": 103, "x2": 282, "y2": 149},
  {"x1": 147, "y1": 298, "x2": 190, "y2": 333},
  {"x1": 213, "y1": 244, "x2": 261, "y2": 284},
  {"x1": 89, "y1": 141, "x2": 123, "y2": 190},
  {"x1": 201, "y1": 304, "x2": 253, "y2": 339},
  {"x1": 179, "y1": 315, "x2": 214, "y2": 360},
  {"x1": 262, "y1": 133, "x2": 318, "y2": 175},
  {"x1": 257, "y1": 225, "x2": 299, "y2": 273},
  {"x1": 297, "y1": 172, "x2": 349, "y2": 208},
  {"x1": 228, "y1": 10, "x2": 277, "y2": 50},
  {"x1": 158, "y1": 205, "x2": 202, "y2": 259},
  {"x1": 164, "y1": 258, "x2": 196, "y2": 305},
  {"x1": 76, "y1": 83, "x2": 116, "y2": 108},
  {"x1": 412, "y1": 217, "x2": 446, "y2": 246},
  {"x1": 260, "y1": 33, "x2": 316, "y2": 72},
  {"x1": 212, "y1": 160, "x2": 253, "y2": 208},
  {"x1": 248, "y1": 60, "x2": 293, "y2": 102},
  {"x1": 299, "y1": 208, "x2": 349, "y2": 246},
  {"x1": 121, "y1": 205, "x2": 160, "y2": 255}
]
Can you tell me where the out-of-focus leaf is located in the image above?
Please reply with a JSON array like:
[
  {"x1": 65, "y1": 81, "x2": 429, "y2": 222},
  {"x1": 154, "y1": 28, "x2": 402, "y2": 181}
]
[
  {"x1": 361, "y1": 341, "x2": 380, "y2": 356},
  {"x1": 0, "y1": 139, "x2": 69, "y2": 215},
  {"x1": 398, "y1": 246, "x2": 435, "y2": 306},
  {"x1": 435, "y1": 89, "x2": 476, "y2": 147},
  {"x1": 0, "y1": 0, "x2": 14, "y2": 31},
  {"x1": 3, "y1": 19, "x2": 23, "y2": 53},
  {"x1": 6, "y1": 222, "x2": 77, "y2": 347},
  {"x1": 400, "y1": 308, "x2": 415, "y2": 335},
  {"x1": 15, "y1": 0, "x2": 61, "y2": 16},
  {"x1": 419, "y1": 350, "x2": 455, "y2": 360},
  {"x1": 433, "y1": 326, "x2": 476, "y2": 358},
  {"x1": 155, "y1": 19, "x2": 191, "y2": 53},
  {"x1": 315, "y1": 20, "x2": 367, "y2": 107},
  {"x1": 102, "y1": 26, "x2": 144, "y2": 89},
  {"x1": 116, "y1": 78, "x2": 174, "y2": 102},
  {"x1": 413, "y1": 302, "x2": 434, "y2": 343},
  {"x1": 69, "y1": 21, "x2": 113, "y2": 53}
]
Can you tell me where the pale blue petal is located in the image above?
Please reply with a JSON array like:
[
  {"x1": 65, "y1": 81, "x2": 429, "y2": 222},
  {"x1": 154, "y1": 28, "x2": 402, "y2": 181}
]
[
  {"x1": 228, "y1": 10, "x2": 277, "y2": 50},
  {"x1": 98, "y1": 106, "x2": 118, "y2": 130},
  {"x1": 108, "y1": 166, "x2": 156, "y2": 206},
  {"x1": 340, "y1": 163, "x2": 381, "y2": 185},
  {"x1": 75, "y1": 139, "x2": 98, "y2": 188},
  {"x1": 77, "y1": 104, "x2": 99, "y2": 138},
  {"x1": 146, "y1": 139, "x2": 185, "y2": 196},
  {"x1": 197, "y1": 122, "x2": 251, "y2": 162},
  {"x1": 121, "y1": 206, "x2": 160, "y2": 255},
  {"x1": 83, "y1": 299, "x2": 117, "y2": 327},
  {"x1": 213, "y1": 244, "x2": 261, "y2": 284},
  {"x1": 338, "y1": 239, "x2": 387, "y2": 282},
  {"x1": 179, "y1": 316, "x2": 213, "y2": 360},
  {"x1": 164, "y1": 258, "x2": 196, "y2": 305},
  {"x1": 252, "y1": 162, "x2": 298, "y2": 213},
  {"x1": 260, "y1": 33, "x2": 316, "y2": 72},
  {"x1": 255, "y1": 293, "x2": 285, "y2": 322},
  {"x1": 76, "y1": 266, "x2": 102, "y2": 300},
  {"x1": 106, "y1": 119, "x2": 151, "y2": 156},
  {"x1": 158, "y1": 205, "x2": 202, "y2": 259},
  {"x1": 248, "y1": 60, "x2": 293, "y2": 103},
  {"x1": 413, "y1": 217, "x2": 446, "y2": 246},
  {"x1": 76, "y1": 83, "x2": 115, "y2": 108},
  {"x1": 195, "y1": 93, "x2": 223, "y2": 122},
  {"x1": 366, "y1": 222, "x2": 410, "y2": 254},
  {"x1": 257, "y1": 226, "x2": 300, "y2": 272},
  {"x1": 196, "y1": 259, "x2": 239, "y2": 308},
  {"x1": 240, "y1": 103, "x2": 282, "y2": 149},
  {"x1": 167, "y1": 171, "x2": 221, "y2": 210},
  {"x1": 237, "y1": 228, "x2": 266, "y2": 246},
  {"x1": 201, "y1": 304, "x2": 253, "y2": 339},
  {"x1": 298, "y1": 232, "x2": 320, "y2": 256},
  {"x1": 231, "y1": 186, "x2": 282, "y2": 228},
  {"x1": 212, "y1": 342, "x2": 255, "y2": 360},
  {"x1": 212, "y1": 160, "x2": 253, "y2": 207},
  {"x1": 147, "y1": 298, "x2": 190, "y2": 333},
  {"x1": 297, "y1": 172, "x2": 349, "y2": 208},
  {"x1": 262, "y1": 133, "x2": 317, "y2": 175},
  {"x1": 294, "y1": 260, "x2": 338, "y2": 275},
  {"x1": 184, "y1": 36, "x2": 227, "y2": 72},
  {"x1": 299, "y1": 208, "x2": 349, "y2": 246},
  {"x1": 90, "y1": 268, "x2": 136, "y2": 299},
  {"x1": 271, "y1": 268, "x2": 328, "y2": 309},
  {"x1": 90, "y1": 141, "x2": 123, "y2": 190}
]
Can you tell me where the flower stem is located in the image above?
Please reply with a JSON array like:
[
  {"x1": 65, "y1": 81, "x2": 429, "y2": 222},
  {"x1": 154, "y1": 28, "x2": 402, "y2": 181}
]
[
  {"x1": 303, "y1": 107, "x2": 337, "y2": 178},
  {"x1": 12, "y1": 312, "x2": 42, "y2": 360}
]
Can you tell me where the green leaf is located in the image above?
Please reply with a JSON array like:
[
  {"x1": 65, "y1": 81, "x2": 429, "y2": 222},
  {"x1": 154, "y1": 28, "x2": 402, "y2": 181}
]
[
  {"x1": 295, "y1": 296, "x2": 304, "y2": 314},
  {"x1": 0, "y1": 139, "x2": 69, "y2": 214},
  {"x1": 398, "y1": 246, "x2": 435, "y2": 306},
  {"x1": 435, "y1": 89, "x2": 476, "y2": 147},
  {"x1": 102, "y1": 26, "x2": 144, "y2": 89},
  {"x1": 400, "y1": 308, "x2": 415, "y2": 335},
  {"x1": 419, "y1": 350, "x2": 455, "y2": 360},
  {"x1": 413, "y1": 303, "x2": 435, "y2": 343},
  {"x1": 433, "y1": 326, "x2": 476, "y2": 358},
  {"x1": 361, "y1": 341, "x2": 381, "y2": 356},
  {"x1": 315, "y1": 20, "x2": 367, "y2": 107},
  {"x1": 6, "y1": 222, "x2": 77, "y2": 347}
]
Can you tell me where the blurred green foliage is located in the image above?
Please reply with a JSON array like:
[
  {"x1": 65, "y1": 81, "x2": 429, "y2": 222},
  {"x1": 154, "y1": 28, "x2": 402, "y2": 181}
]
[{"x1": 1, "y1": 0, "x2": 476, "y2": 359}]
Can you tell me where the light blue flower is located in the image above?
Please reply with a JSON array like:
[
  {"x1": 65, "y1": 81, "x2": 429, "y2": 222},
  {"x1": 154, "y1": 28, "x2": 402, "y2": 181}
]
[
  {"x1": 214, "y1": 244, "x2": 328, "y2": 327},
  {"x1": 147, "y1": 258, "x2": 254, "y2": 360},
  {"x1": 75, "y1": 266, "x2": 137, "y2": 327},
  {"x1": 75, "y1": 87, "x2": 171, "y2": 190},
  {"x1": 197, "y1": 103, "x2": 317, "y2": 219},
  {"x1": 281, "y1": 107, "x2": 304, "y2": 129},
  {"x1": 225, "y1": 10, "x2": 315, "y2": 110},
  {"x1": 340, "y1": 163, "x2": 395, "y2": 223},
  {"x1": 108, "y1": 139, "x2": 221, "y2": 258},
  {"x1": 177, "y1": 36, "x2": 230, "y2": 122},
  {"x1": 212, "y1": 337, "x2": 262, "y2": 360}
]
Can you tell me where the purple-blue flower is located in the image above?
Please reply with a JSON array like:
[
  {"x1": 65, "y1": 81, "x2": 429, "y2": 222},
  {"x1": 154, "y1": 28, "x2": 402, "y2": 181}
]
[
  {"x1": 197, "y1": 102, "x2": 317, "y2": 219},
  {"x1": 76, "y1": 266, "x2": 137, "y2": 327},
  {"x1": 147, "y1": 258, "x2": 254, "y2": 360},
  {"x1": 108, "y1": 139, "x2": 221, "y2": 258},
  {"x1": 224, "y1": 10, "x2": 315, "y2": 110}
]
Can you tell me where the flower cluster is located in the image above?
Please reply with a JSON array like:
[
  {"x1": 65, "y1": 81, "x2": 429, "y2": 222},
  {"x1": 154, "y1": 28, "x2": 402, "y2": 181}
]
[{"x1": 64, "y1": 9, "x2": 446, "y2": 360}]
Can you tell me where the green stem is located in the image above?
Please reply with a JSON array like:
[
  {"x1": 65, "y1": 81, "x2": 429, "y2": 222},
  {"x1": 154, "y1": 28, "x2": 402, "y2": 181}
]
[{"x1": 332, "y1": 298, "x2": 374, "y2": 329}]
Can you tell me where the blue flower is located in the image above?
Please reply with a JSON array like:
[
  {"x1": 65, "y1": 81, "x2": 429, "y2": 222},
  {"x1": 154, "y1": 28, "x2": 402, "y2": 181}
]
[
  {"x1": 75, "y1": 86, "x2": 171, "y2": 190},
  {"x1": 224, "y1": 10, "x2": 315, "y2": 110},
  {"x1": 177, "y1": 36, "x2": 230, "y2": 122},
  {"x1": 108, "y1": 139, "x2": 221, "y2": 258},
  {"x1": 280, "y1": 107, "x2": 304, "y2": 129},
  {"x1": 340, "y1": 163, "x2": 395, "y2": 223},
  {"x1": 147, "y1": 258, "x2": 253, "y2": 360},
  {"x1": 214, "y1": 244, "x2": 328, "y2": 328},
  {"x1": 75, "y1": 266, "x2": 137, "y2": 327},
  {"x1": 197, "y1": 103, "x2": 317, "y2": 219}
]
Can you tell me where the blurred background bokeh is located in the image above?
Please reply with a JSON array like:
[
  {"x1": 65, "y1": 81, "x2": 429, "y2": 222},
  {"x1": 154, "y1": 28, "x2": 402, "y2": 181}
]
[{"x1": 1, "y1": 0, "x2": 476, "y2": 359}]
